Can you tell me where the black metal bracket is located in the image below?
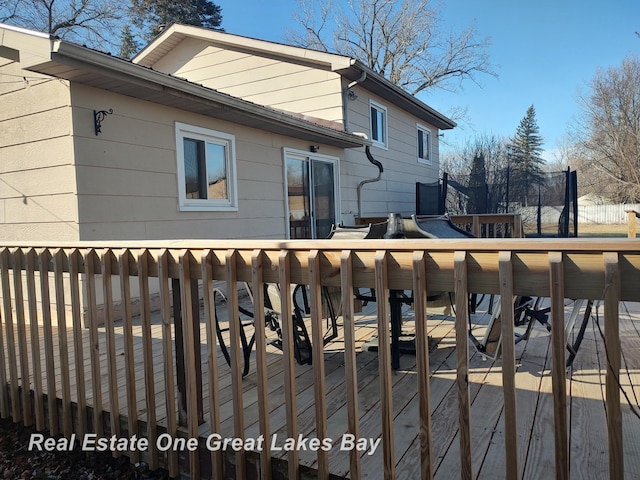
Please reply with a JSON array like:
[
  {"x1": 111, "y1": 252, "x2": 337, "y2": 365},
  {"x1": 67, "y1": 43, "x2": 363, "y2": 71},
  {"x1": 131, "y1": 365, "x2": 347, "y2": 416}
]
[{"x1": 93, "y1": 109, "x2": 113, "y2": 135}]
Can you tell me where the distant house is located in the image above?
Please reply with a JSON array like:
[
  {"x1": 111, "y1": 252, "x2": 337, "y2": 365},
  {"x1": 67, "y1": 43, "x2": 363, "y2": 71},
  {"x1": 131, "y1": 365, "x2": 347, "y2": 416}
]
[
  {"x1": 577, "y1": 193, "x2": 611, "y2": 206},
  {"x1": 0, "y1": 22, "x2": 455, "y2": 242}
]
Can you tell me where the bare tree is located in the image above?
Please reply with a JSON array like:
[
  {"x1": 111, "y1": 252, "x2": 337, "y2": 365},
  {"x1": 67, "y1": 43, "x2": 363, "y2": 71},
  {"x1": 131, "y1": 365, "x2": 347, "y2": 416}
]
[
  {"x1": 0, "y1": 0, "x2": 124, "y2": 48},
  {"x1": 544, "y1": 134, "x2": 577, "y2": 173},
  {"x1": 287, "y1": 0, "x2": 494, "y2": 95},
  {"x1": 441, "y1": 133, "x2": 510, "y2": 213},
  {"x1": 576, "y1": 55, "x2": 640, "y2": 202}
]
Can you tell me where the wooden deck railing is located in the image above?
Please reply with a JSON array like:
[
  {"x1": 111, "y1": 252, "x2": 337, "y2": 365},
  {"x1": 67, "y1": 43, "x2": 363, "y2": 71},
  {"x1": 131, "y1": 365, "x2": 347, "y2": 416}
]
[
  {"x1": 0, "y1": 238, "x2": 639, "y2": 479},
  {"x1": 626, "y1": 209, "x2": 639, "y2": 238},
  {"x1": 448, "y1": 213, "x2": 523, "y2": 238}
]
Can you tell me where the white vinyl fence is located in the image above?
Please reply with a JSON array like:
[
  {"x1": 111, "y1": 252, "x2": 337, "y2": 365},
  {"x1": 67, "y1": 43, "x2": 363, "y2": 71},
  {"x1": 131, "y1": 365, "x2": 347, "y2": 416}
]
[{"x1": 518, "y1": 203, "x2": 640, "y2": 225}]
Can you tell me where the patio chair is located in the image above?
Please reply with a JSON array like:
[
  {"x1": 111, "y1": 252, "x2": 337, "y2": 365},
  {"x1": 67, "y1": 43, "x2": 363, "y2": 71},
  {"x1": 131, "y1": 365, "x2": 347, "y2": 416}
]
[
  {"x1": 506, "y1": 297, "x2": 595, "y2": 367},
  {"x1": 405, "y1": 215, "x2": 567, "y2": 361},
  {"x1": 416, "y1": 173, "x2": 448, "y2": 215},
  {"x1": 467, "y1": 295, "x2": 539, "y2": 360},
  {"x1": 214, "y1": 281, "x2": 340, "y2": 377}
]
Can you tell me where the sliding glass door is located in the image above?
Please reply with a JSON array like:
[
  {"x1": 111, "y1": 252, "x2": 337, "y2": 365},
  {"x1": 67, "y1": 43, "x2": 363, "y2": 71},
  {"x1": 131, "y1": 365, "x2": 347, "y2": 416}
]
[{"x1": 285, "y1": 151, "x2": 338, "y2": 239}]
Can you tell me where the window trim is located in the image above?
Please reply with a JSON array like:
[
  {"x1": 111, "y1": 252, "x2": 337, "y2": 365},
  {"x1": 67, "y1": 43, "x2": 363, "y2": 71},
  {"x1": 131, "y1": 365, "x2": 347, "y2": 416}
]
[
  {"x1": 369, "y1": 100, "x2": 389, "y2": 149},
  {"x1": 175, "y1": 122, "x2": 238, "y2": 212},
  {"x1": 417, "y1": 123, "x2": 432, "y2": 165}
]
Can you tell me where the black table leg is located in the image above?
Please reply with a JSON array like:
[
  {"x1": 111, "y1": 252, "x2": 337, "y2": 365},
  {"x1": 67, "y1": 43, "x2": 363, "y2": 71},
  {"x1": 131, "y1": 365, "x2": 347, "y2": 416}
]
[
  {"x1": 172, "y1": 279, "x2": 204, "y2": 425},
  {"x1": 390, "y1": 290, "x2": 403, "y2": 370}
]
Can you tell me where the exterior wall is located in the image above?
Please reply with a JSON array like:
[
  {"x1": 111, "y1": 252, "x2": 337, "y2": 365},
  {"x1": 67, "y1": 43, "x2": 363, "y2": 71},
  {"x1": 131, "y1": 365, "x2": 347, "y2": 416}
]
[
  {"x1": 69, "y1": 83, "x2": 346, "y2": 240},
  {"x1": 150, "y1": 37, "x2": 345, "y2": 124},
  {"x1": 0, "y1": 58, "x2": 79, "y2": 241},
  {"x1": 146, "y1": 39, "x2": 439, "y2": 224},
  {"x1": 144, "y1": 38, "x2": 443, "y2": 224},
  {"x1": 0, "y1": 55, "x2": 79, "y2": 323},
  {"x1": 340, "y1": 84, "x2": 441, "y2": 223}
]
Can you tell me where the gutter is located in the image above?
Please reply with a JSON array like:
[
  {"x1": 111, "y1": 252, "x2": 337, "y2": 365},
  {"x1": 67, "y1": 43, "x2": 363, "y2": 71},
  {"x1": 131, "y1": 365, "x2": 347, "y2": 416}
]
[{"x1": 337, "y1": 61, "x2": 457, "y2": 131}]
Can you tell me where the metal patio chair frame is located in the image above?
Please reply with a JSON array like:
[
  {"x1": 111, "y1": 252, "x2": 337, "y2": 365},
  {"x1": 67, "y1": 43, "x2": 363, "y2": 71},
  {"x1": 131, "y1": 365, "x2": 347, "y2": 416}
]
[{"x1": 214, "y1": 281, "x2": 339, "y2": 377}]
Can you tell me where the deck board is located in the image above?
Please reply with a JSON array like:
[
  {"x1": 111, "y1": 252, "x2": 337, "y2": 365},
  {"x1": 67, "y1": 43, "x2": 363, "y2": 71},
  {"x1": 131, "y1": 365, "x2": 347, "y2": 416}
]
[
  {"x1": 616, "y1": 307, "x2": 640, "y2": 478},
  {"x1": 568, "y1": 315, "x2": 608, "y2": 479},
  {"x1": 3, "y1": 296, "x2": 640, "y2": 479}
]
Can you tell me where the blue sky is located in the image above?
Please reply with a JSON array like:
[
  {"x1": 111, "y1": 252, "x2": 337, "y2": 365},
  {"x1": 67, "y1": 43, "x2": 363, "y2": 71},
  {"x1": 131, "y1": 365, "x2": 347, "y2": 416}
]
[{"x1": 218, "y1": 0, "x2": 640, "y2": 162}]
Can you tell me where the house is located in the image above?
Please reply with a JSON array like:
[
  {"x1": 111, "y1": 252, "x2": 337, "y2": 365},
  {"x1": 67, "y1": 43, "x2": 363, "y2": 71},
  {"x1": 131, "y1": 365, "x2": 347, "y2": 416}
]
[
  {"x1": 0, "y1": 22, "x2": 454, "y2": 243},
  {"x1": 577, "y1": 193, "x2": 610, "y2": 206},
  {"x1": 134, "y1": 24, "x2": 456, "y2": 233}
]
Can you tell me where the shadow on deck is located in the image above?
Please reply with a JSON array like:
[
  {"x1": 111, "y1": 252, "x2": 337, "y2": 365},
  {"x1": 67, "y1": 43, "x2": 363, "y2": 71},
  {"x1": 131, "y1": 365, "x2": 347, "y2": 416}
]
[{"x1": 6, "y1": 295, "x2": 640, "y2": 479}]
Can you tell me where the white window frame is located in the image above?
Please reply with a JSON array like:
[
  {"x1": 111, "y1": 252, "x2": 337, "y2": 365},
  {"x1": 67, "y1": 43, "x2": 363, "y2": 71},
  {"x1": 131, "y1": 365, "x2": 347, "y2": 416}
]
[
  {"x1": 370, "y1": 100, "x2": 388, "y2": 149},
  {"x1": 417, "y1": 123, "x2": 432, "y2": 165},
  {"x1": 175, "y1": 122, "x2": 238, "y2": 212}
]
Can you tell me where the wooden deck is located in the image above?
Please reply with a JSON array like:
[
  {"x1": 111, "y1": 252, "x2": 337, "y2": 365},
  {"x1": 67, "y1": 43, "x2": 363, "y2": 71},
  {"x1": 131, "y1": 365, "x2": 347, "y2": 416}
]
[
  {"x1": 6, "y1": 294, "x2": 640, "y2": 479},
  {"x1": 1, "y1": 238, "x2": 639, "y2": 479}
]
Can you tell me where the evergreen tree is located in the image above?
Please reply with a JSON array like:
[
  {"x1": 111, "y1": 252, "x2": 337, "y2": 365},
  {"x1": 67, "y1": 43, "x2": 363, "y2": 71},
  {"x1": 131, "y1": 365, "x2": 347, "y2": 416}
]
[
  {"x1": 508, "y1": 105, "x2": 544, "y2": 206},
  {"x1": 119, "y1": 25, "x2": 140, "y2": 60},
  {"x1": 130, "y1": 0, "x2": 223, "y2": 42},
  {"x1": 467, "y1": 154, "x2": 487, "y2": 214}
]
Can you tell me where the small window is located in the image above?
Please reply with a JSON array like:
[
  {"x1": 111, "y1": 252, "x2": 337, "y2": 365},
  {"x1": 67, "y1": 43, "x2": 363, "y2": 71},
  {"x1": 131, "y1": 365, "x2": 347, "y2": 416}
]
[
  {"x1": 175, "y1": 122, "x2": 237, "y2": 211},
  {"x1": 370, "y1": 100, "x2": 388, "y2": 148},
  {"x1": 417, "y1": 124, "x2": 432, "y2": 165}
]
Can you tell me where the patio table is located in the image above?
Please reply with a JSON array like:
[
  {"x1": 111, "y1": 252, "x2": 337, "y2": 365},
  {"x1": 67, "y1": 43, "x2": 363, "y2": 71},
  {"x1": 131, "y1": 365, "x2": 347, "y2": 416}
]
[{"x1": 332, "y1": 213, "x2": 475, "y2": 369}]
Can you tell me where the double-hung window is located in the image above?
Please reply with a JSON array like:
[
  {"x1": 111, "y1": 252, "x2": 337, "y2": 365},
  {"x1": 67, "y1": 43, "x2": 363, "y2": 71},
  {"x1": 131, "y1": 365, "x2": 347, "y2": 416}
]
[
  {"x1": 417, "y1": 124, "x2": 432, "y2": 165},
  {"x1": 175, "y1": 122, "x2": 238, "y2": 211},
  {"x1": 370, "y1": 100, "x2": 388, "y2": 149}
]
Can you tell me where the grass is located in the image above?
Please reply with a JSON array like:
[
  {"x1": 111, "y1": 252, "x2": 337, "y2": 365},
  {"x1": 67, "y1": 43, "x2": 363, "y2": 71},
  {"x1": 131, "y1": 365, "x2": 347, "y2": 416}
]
[{"x1": 577, "y1": 223, "x2": 631, "y2": 238}]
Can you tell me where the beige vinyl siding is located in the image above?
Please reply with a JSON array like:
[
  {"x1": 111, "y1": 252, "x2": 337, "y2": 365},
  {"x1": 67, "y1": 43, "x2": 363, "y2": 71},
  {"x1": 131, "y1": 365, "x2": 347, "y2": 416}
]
[
  {"x1": 0, "y1": 57, "x2": 78, "y2": 318},
  {"x1": 0, "y1": 80, "x2": 65, "y2": 123},
  {"x1": 1, "y1": 137, "x2": 74, "y2": 173},
  {"x1": 340, "y1": 86, "x2": 441, "y2": 221},
  {"x1": 0, "y1": 60, "x2": 79, "y2": 241},
  {"x1": 4, "y1": 192, "x2": 77, "y2": 224},
  {"x1": 143, "y1": 214, "x2": 286, "y2": 239},
  {"x1": 69, "y1": 84, "x2": 344, "y2": 240},
  {"x1": 151, "y1": 38, "x2": 345, "y2": 124}
]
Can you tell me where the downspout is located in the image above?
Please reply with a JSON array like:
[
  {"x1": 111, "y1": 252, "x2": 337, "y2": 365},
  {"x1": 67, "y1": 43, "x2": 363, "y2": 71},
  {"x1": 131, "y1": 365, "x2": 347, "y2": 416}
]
[
  {"x1": 340, "y1": 70, "x2": 384, "y2": 218},
  {"x1": 357, "y1": 146, "x2": 384, "y2": 218}
]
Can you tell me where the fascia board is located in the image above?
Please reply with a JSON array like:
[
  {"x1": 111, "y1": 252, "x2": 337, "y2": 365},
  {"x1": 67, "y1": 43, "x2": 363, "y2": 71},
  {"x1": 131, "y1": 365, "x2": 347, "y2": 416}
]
[{"x1": 134, "y1": 23, "x2": 353, "y2": 71}]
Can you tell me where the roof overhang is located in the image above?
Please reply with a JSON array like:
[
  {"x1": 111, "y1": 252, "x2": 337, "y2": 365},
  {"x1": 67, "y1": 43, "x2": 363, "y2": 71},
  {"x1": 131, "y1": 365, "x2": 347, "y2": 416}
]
[
  {"x1": 337, "y1": 62, "x2": 456, "y2": 130},
  {"x1": 1, "y1": 24, "x2": 366, "y2": 149},
  {"x1": 134, "y1": 24, "x2": 353, "y2": 71}
]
